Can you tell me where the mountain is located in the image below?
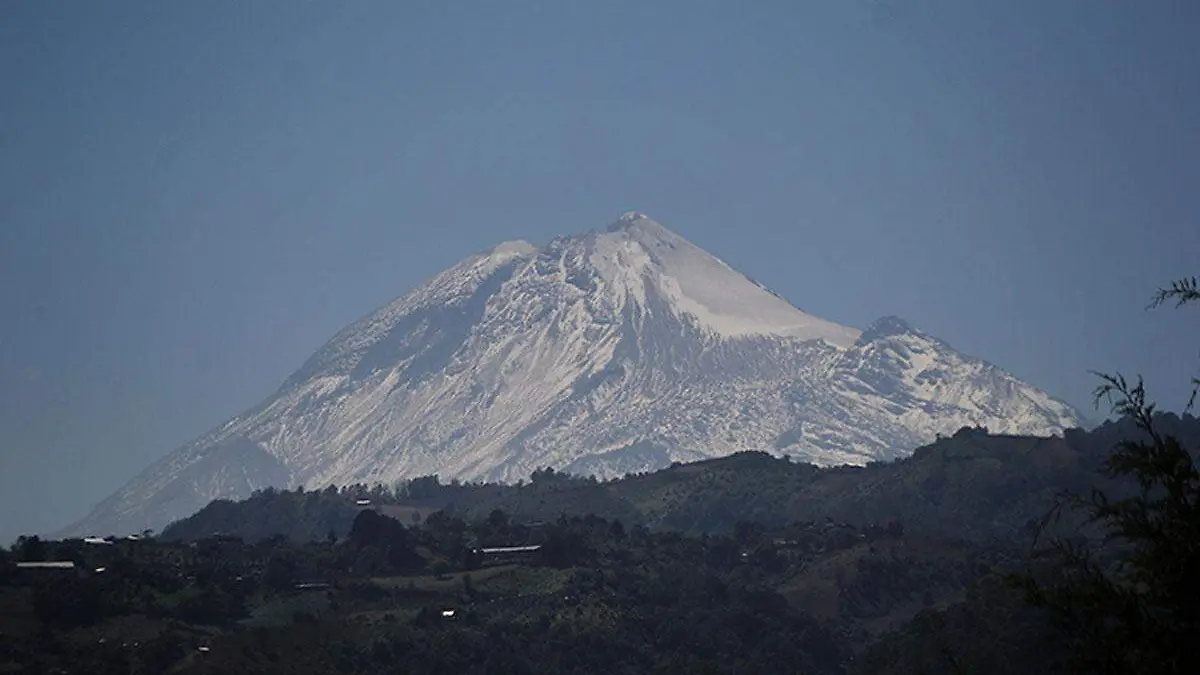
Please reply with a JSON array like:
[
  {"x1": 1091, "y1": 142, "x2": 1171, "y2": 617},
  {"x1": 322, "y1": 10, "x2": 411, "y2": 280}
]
[{"x1": 62, "y1": 212, "x2": 1084, "y2": 537}]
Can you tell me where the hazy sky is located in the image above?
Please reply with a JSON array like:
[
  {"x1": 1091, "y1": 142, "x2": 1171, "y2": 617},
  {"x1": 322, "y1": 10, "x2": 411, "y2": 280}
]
[{"x1": 2, "y1": 1, "x2": 1198, "y2": 542}]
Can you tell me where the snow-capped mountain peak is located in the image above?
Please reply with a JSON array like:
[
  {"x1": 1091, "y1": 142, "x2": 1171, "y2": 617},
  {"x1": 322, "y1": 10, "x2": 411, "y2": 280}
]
[
  {"x1": 589, "y1": 212, "x2": 861, "y2": 345},
  {"x1": 610, "y1": 209, "x2": 655, "y2": 228},
  {"x1": 858, "y1": 315, "x2": 919, "y2": 343},
  {"x1": 60, "y1": 213, "x2": 1086, "y2": 537}
]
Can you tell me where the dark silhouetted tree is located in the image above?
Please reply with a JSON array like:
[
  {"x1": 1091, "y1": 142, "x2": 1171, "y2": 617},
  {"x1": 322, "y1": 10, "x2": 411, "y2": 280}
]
[
  {"x1": 1015, "y1": 279, "x2": 1200, "y2": 675},
  {"x1": 15, "y1": 535, "x2": 46, "y2": 562}
]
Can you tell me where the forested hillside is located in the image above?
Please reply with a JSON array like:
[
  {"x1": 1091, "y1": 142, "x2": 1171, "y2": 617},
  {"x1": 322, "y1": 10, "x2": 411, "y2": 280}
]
[
  {"x1": 162, "y1": 415, "x2": 1200, "y2": 545},
  {"x1": 9, "y1": 415, "x2": 1196, "y2": 674}
]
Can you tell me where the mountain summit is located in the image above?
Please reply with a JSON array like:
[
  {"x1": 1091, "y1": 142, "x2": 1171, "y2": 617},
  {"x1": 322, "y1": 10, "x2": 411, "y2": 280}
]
[{"x1": 63, "y1": 213, "x2": 1084, "y2": 536}]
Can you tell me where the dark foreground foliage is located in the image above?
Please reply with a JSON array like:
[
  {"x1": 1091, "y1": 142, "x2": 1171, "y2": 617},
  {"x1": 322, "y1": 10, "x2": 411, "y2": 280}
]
[
  {"x1": 864, "y1": 276, "x2": 1200, "y2": 675},
  {"x1": 4, "y1": 509, "x2": 869, "y2": 674},
  {"x1": 1003, "y1": 281, "x2": 1200, "y2": 675}
]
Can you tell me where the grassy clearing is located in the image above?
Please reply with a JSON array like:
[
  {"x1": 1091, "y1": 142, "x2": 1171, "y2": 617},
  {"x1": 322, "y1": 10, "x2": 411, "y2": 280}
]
[
  {"x1": 472, "y1": 565, "x2": 573, "y2": 597},
  {"x1": 369, "y1": 564, "x2": 574, "y2": 599},
  {"x1": 371, "y1": 564, "x2": 516, "y2": 591},
  {"x1": 243, "y1": 591, "x2": 333, "y2": 628},
  {"x1": 375, "y1": 503, "x2": 443, "y2": 526}
]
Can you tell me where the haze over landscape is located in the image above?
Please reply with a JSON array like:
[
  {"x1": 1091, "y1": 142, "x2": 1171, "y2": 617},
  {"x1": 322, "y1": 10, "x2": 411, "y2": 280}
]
[
  {"x1": 3, "y1": 1, "x2": 1199, "y2": 547},
  {"x1": 4, "y1": 3, "x2": 1200, "y2": 674}
]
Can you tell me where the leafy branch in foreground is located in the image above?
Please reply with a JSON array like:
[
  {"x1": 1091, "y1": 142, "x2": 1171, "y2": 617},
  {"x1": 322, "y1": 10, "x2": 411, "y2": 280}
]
[
  {"x1": 1149, "y1": 276, "x2": 1199, "y2": 411},
  {"x1": 1011, "y1": 276, "x2": 1200, "y2": 674},
  {"x1": 1148, "y1": 276, "x2": 1199, "y2": 310},
  {"x1": 1015, "y1": 375, "x2": 1200, "y2": 674}
]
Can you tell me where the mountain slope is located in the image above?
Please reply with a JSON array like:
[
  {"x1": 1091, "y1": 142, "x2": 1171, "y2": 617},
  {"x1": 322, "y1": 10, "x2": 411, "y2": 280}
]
[{"x1": 62, "y1": 212, "x2": 1084, "y2": 536}]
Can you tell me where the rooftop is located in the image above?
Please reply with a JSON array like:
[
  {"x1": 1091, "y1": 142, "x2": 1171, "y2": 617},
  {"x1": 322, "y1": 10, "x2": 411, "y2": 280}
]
[
  {"x1": 475, "y1": 545, "x2": 542, "y2": 554},
  {"x1": 16, "y1": 561, "x2": 76, "y2": 569}
]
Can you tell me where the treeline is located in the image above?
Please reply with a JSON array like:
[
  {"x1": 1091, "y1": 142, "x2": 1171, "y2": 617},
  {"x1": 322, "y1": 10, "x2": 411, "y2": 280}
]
[
  {"x1": 161, "y1": 415, "x2": 1200, "y2": 547},
  {"x1": 159, "y1": 468, "x2": 601, "y2": 543}
]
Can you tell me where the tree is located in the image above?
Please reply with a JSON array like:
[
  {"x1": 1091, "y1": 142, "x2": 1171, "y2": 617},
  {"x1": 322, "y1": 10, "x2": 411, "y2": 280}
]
[
  {"x1": 346, "y1": 509, "x2": 423, "y2": 572},
  {"x1": 405, "y1": 475, "x2": 442, "y2": 499},
  {"x1": 733, "y1": 520, "x2": 764, "y2": 547},
  {"x1": 1015, "y1": 278, "x2": 1200, "y2": 674},
  {"x1": 262, "y1": 554, "x2": 296, "y2": 594},
  {"x1": 15, "y1": 535, "x2": 46, "y2": 562}
]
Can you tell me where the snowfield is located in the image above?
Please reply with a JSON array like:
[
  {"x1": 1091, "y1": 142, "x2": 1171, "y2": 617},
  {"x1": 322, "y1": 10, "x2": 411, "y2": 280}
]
[{"x1": 61, "y1": 213, "x2": 1084, "y2": 537}]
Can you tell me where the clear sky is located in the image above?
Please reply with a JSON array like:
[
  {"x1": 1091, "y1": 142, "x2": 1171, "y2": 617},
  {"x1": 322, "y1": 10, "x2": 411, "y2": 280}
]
[{"x1": 2, "y1": 1, "x2": 1198, "y2": 542}]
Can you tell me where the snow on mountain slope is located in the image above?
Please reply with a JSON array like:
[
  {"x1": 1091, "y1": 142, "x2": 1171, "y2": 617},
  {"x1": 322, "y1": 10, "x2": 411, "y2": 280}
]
[
  {"x1": 60, "y1": 213, "x2": 1086, "y2": 537},
  {"x1": 598, "y1": 212, "x2": 862, "y2": 345}
]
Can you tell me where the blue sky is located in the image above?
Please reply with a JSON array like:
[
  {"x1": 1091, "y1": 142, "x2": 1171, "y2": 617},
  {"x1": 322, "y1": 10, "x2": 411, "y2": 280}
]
[{"x1": 2, "y1": 1, "x2": 1198, "y2": 541}]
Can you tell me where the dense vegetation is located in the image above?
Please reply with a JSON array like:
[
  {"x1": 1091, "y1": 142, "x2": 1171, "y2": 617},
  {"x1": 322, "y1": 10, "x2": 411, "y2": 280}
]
[
  {"x1": 5, "y1": 412, "x2": 1198, "y2": 673},
  {"x1": 163, "y1": 415, "x2": 1200, "y2": 546},
  {"x1": 5, "y1": 505, "x2": 943, "y2": 673},
  {"x1": 2, "y1": 414, "x2": 1195, "y2": 674},
  {"x1": 864, "y1": 275, "x2": 1200, "y2": 675},
  {"x1": 5, "y1": 278, "x2": 1197, "y2": 674}
]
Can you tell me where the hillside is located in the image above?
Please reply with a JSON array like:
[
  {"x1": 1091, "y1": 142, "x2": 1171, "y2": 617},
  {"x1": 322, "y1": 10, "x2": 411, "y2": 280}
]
[
  {"x1": 3, "y1": 495, "x2": 1034, "y2": 675},
  {"x1": 162, "y1": 415, "x2": 1200, "y2": 546},
  {"x1": 10, "y1": 413, "x2": 1198, "y2": 674}
]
